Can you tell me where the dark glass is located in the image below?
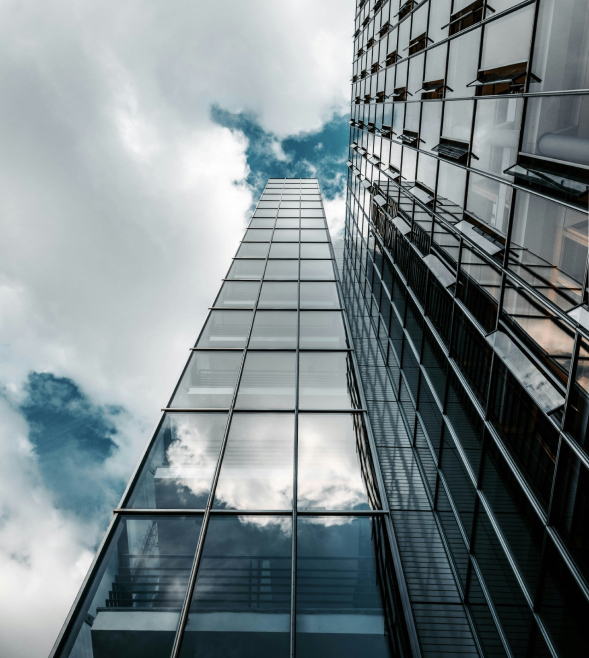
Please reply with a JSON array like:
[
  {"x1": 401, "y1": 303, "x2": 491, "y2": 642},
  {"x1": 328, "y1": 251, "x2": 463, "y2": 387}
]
[
  {"x1": 63, "y1": 516, "x2": 202, "y2": 658},
  {"x1": 298, "y1": 414, "x2": 378, "y2": 510},
  {"x1": 265, "y1": 260, "x2": 299, "y2": 280},
  {"x1": 445, "y1": 371, "x2": 484, "y2": 473},
  {"x1": 300, "y1": 282, "x2": 340, "y2": 308},
  {"x1": 299, "y1": 311, "x2": 348, "y2": 349},
  {"x1": 258, "y1": 281, "x2": 298, "y2": 309},
  {"x1": 296, "y1": 517, "x2": 400, "y2": 658},
  {"x1": 235, "y1": 352, "x2": 296, "y2": 409},
  {"x1": 301, "y1": 243, "x2": 331, "y2": 258},
  {"x1": 180, "y1": 516, "x2": 291, "y2": 658},
  {"x1": 298, "y1": 352, "x2": 360, "y2": 409},
  {"x1": 270, "y1": 242, "x2": 299, "y2": 258},
  {"x1": 300, "y1": 260, "x2": 335, "y2": 280},
  {"x1": 215, "y1": 281, "x2": 260, "y2": 308},
  {"x1": 249, "y1": 311, "x2": 298, "y2": 349},
  {"x1": 213, "y1": 414, "x2": 294, "y2": 510},
  {"x1": 127, "y1": 413, "x2": 227, "y2": 509},
  {"x1": 196, "y1": 310, "x2": 252, "y2": 348},
  {"x1": 171, "y1": 351, "x2": 242, "y2": 408}
]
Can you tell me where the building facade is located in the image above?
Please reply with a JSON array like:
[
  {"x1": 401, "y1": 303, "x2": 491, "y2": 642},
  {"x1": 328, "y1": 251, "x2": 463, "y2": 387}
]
[{"x1": 345, "y1": 0, "x2": 589, "y2": 656}]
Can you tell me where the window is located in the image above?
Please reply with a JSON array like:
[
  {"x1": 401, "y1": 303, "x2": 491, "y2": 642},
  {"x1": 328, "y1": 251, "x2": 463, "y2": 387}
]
[
  {"x1": 235, "y1": 352, "x2": 297, "y2": 409},
  {"x1": 236, "y1": 242, "x2": 269, "y2": 258},
  {"x1": 249, "y1": 311, "x2": 298, "y2": 349},
  {"x1": 227, "y1": 259, "x2": 265, "y2": 280},
  {"x1": 299, "y1": 352, "x2": 360, "y2": 409},
  {"x1": 264, "y1": 260, "x2": 299, "y2": 280},
  {"x1": 300, "y1": 282, "x2": 340, "y2": 308},
  {"x1": 196, "y1": 310, "x2": 252, "y2": 348},
  {"x1": 214, "y1": 281, "x2": 260, "y2": 308},
  {"x1": 258, "y1": 282, "x2": 298, "y2": 308},
  {"x1": 300, "y1": 260, "x2": 335, "y2": 280},
  {"x1": 299, "y1": 311, "x2": 348, "y2": 349}
]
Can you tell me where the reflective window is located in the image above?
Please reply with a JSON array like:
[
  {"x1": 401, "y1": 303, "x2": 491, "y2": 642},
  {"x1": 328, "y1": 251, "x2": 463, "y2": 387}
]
[
  {"x1": 300, "y1": 282, "x2": 340, "y2": 308},
  {"x1": 270, "y1": 242, "x2": 299, "y2": 258},
  {"x1": 265, "y1": 260, "x2": 299, "y2": 280},
  {"x1": 273, "y1": 229, "x2": 300, "y2": 242},
  {"x1": 296, "y1": 517, "x2": 398, "y2": 658},
  {"x1": 214, "y1": 414, "x2": 294, "y2": 509},
  {"x1": 243, "y1": 229, "x2": 272, "y2": 242},
  {"x1": 298, "y1": 414, "x2": 376, "y2": 510},
  {"x1": 299, "y1": 311, "x2": 348, "y2": 349},
  {"x1": 301, "y1": 229, "x2": 328, "y2": 242},
  {"x1": 127, "y1": 413, "x2": 227, "y2": 509},
  {"x1": 250, "y1": 311, "x2": 298, "y2": 349},
  {"x1": 301, "y1": 243, "x2": 331, "y2": 258},
  {"x1": 236, "y1": 242, "x2": 269, "y2": 258},
  {"x1": 300, "y1": 260, "x2": 335, "y2": 280},
  {"x1": 258, "y1": 282, "x2": 298, "y2": 309},
  {"x1": 250, "y1": 218, "x2": 275, "y2": 228},
  {"x1": 196, "y1": 310, "x2": 252, "y2": 348},
  {"x1": 276, "y1": 218, "x2": 299, "y2": 228},
  {"x1": 301, "y1": 218, "x2": 325, "y2": 228},
  {"x1": 227, "y1": 259, "x2": 265, "y2": 280},
  {"x1": 301, "y1": 209, "x2": 325, "y2": 218},
  {"x1": 171, "y1": 351, "x2": 242, "y2": 408},
  {"x1": 235, "y1": 352, "x2": 297, "y2": 408},
  {"x1": 253, "y1": 208, "x2": 277, "y2": 218},
  {"x1": 180, "y1": 516, "x2": 291, "y2": 658},
  {"x1": 215, "y1": 281, "x2": 260, "y2": 308},
  {"x1": 299, "y1": 352, "x2": 359, "y2": 409},
  {"x1": 63, "y1": 516, "x2": 202, "y2": 658}
]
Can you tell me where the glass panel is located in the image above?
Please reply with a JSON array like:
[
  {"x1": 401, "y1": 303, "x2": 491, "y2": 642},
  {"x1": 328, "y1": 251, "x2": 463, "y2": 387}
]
[
  {"x1": 227, "y1": 260, "x2": 266, "y2": 280},
  {"x1": 180, "y1": 516, "x2": 291, "y2": 658},
  {"x1": 301, "y1": 229, "x2": 328, "y2": 242},
  {"x1": 300, "y1": 282, "x2": 340, "y2": 309},
  {"x1": 270, "y1": 242, "x2": 300, "y2": 258},
  {"x1": 299, "y1": 352, "x2": 359, "y2": 409},
  {"x1": 235, "y1": 352, "x2": 297, "y2": 409},
  {"x1": 250, "y1": 311, "x2": 298, "y2": 349},
  {"x1": 298, "y1": 414, "x2": 376, "y2": 510},
  {"x1": 273, "y1": 229, "x2": 300, "y2": 242},
  {"x1": 237, "y1": 242, "x2": 269, "y2": 258},
  {"x1": 171, "y1": 352, "x2": 242, "y2": 409},
  {"x1": 196, "y1": 311, "x2": 252, "y2": 349},
  {"x1": 258, "y1": 282, "x2": 298, "y2": 309},
  {"x1": 296, "y1": 516, "x2": 399, "y2": 658},
  {"x1": 264, "y1": 260, "x2": 299, "y2": 280},
  {"x1": 127, "y1": 413, "x2": 227, "y2": 509},
  {"x1": 244, "y1": 229, "x2": 272, "y2": 242},
  {"x1": 301, "y1": 209, "x2": 325, "y2": 218},
  {"x1": 215, "y1": 281, "x2": 260, "y2": 308},
  {"x1": 299, "y1": 311, "x2": 348, "y2": 349},
  {"x1": 301, "y1": 218, "x2": 325, "y2": 228},
  {"x1": 250, "y1": 218, "x2": 275, "y2": 228},
  {"x1": 446, "y1": 28, "x2": 481, "y2": 98},
  {"x1": 276, "y1": 218, "x2": 300, "y2": 228},
  {"x1": 300, "y1": 260, "x2": 335, "y2": 280},
  {"x1": 63, "y1": 516, "x2": 202, "y2": 658},
  {"x1": 213, "y1": 414, "x2": 294, "y2": 510},
  {"x1": 301, "y1": 243, "x2": 331, "y2": 258},
  {"x1": 480, "y1": 5, "x2": 534, "y2": 71}
]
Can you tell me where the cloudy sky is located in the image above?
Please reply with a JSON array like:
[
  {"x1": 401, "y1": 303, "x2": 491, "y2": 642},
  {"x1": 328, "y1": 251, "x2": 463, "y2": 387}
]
[{"x1": 0, "y1": 1, "x2": 353, "y2": 655}]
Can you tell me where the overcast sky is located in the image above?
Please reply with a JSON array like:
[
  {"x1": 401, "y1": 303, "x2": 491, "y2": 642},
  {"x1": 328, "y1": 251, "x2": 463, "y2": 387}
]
[{"x1": 0, "y1": 1, "x2": 353, "y2": 655}]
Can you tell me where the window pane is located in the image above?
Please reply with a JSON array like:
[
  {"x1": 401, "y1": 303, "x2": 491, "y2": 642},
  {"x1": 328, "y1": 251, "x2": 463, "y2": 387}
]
[
  {"x1": 171, "y1": 352, "x2": 242, "y2": 408},
  {"x1": 227, "y1": 260, "x2": 266, "y2": 280},
  {"x1": 301, "y1": 243, "x2": 331, "y2": 258},
  {"x1": 278, "y1": 208, "x2": 299, "y2": 217},
  {"x1": 301, "y1": 209, "x2": 325, "y2": 218},
  {"x1": 298, "y1": 414, "x2": 376, "y2": 510},
  {"x1": 300, "y1": 260, "x2": 335, "y2": 280},
  {"x1": 258, "y1": 282, "x2": 298, "y2": 309},
  {"x1": 215, "y1": 281, "x2": 260, "y2": 308},
  {"x1": 301, "y1": 229, "x2": 329, "y2": 242},
  {"x1": 296, "y1": 517, "x2": 399, "y2": 658},
  {"x1": 63, "y1": 516, "x2": 202, "y2": 658},
  {"x1": 265, "y1": 260, "x2": 299, "y2": 280},
  {"x1": 235, "y1": 352, "x2": 297, "y2": 408},
  {"x1": 250, "y1": 311, "x2": 298, "y2": 349},
  {"x1": 250, "y1": 218, "x2": 275, "y2": 228},
  {"x1": 299, "y1": 352, "x2": 359, "y2": 409},
  {"x1": 196, "y1": 310, "x2": 252, "y2": 348},
  {"x1": 276, "y1": 218, "x2": 299, "y2": 228},
  {"x1": 301, "y1": 218, "x2": 325, "y2": 228},
  {"x1": 236, "y1": 242, "x2": 269, "y2": 258},
  {"x1": 213, "y1": 414, "x2": 294, "y2": 509},
  {"x1": 127, "y1": 413, "x2": 227, "y2": 509},
  {"x1": 253, "y1": 208, "x2": 277, "y2": 218},
  {"x1": 299, "y1": 311, "x2": 348, "y2": 349},
  {"x1": 300, "y1": 282, "x2": 340, "y2": 308},
  {"x1": 273, "y1": 229, "x2": 300, "y2": 242},
  {"x1": 270, "y1": 242, "x2": 299, "y2": 258},
  {"x1": 244, "y1": 229, "x2": 272, "y2": 242},
  {"x1": 180, "y1": 516, "x2": 291, "y2": 658}
]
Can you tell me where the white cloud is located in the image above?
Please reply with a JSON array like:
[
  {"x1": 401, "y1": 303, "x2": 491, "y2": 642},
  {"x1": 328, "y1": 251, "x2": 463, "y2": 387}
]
[{"x1": 0, "y1": 0, "x2": 353, "y2": 654}]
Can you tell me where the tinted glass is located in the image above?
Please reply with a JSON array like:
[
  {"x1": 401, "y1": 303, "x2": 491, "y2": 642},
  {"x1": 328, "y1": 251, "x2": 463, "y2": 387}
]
[
  {"x1": 265, "y1": 260, "x2": 299, "y2": 280},
  {"x1": 300, "y1": 282, "x2": 340, "y2": 308},
  {"x1": 301, "y1": 243, "x2": 331, "y2": 258},
  {"x1": 270, "y1": 242, "x2": 299, "y2": 258},
  {"x1": 300, "y1": 260, "x2": 335, "y2": 280},
  {"x1": 227, "y1": 260, "x2": 265, "y2": 280},
  {"x1": 215, "y1": 281, "x2": 260, "y2": 308},
  {"x1": 235, "y1": 352, "x2": 297, "y2": 408},
  {"x1": 196, "y1": 310, "x2": 252, "y2": 348},
  {"x1": 299, "y1": 311, "x2": 347, "y2": 349},
  {"x1": 258, "y1": 282, "x2": 298, "y2": 308},
  {"x1": 213, "y1": 414, "x2": 294, "y2": 509},
  {"x1": 250, "y1": 311, "x2": 298, "y2": 349}
]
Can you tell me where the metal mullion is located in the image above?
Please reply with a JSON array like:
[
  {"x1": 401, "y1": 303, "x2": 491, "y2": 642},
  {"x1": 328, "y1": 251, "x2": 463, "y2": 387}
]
[{"x1": 169, "y1": 202, "x2": 277, "y2": 658}]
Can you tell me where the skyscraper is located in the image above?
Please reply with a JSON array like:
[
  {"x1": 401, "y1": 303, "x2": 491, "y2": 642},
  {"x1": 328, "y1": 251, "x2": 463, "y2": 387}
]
[{"x1": 345, "y1": 0, "x2": 589, "y2": 656}]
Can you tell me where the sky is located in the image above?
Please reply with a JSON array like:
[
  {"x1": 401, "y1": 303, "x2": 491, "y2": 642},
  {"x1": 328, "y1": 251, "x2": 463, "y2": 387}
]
[{"x1": 0, "y1": 1, "x2": 353, "y2": 655}]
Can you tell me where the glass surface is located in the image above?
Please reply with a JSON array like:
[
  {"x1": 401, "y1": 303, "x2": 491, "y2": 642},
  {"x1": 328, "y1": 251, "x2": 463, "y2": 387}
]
[
  {"x1": 127, "y1": 413, "x2": 227, "y2": 509},
  {"x1": 227, "y1": 260, "x2": 265, "y2": 280},
  {"x1": 249, "y1": 218, "x2": 275, "y2": 228},
  {"x1": 301, "y1": 229, "x2": 328, "y2": 242},
  {"x1": 301, "y1": 243, "x2": 331, "y2": 258},
  {"x1": 180, "y1": 516, "x2": 291, "y2": 658},
  {"x1": 299, "y1": 311, "x2": 348, "y2": 349},
  {"x1": 480, "y1": 5, "x2": 534, "y2": 71},
  {"x1": 236, "y1": 242, "x2": 269, "y2": 258},
  {"x1": 243, "y1": 229, "x2": 272, "y2": 242},
  {"x1": 270, "y1": 242, "x2": 299, "y2": 258},
  {"x1": 171, "y1": 351, "x2": 242, "y2": 408},
  {"x1": 213, "y1": 414, "x2": 294, "y2": 509},
  {"x1": 301, "y1": 218, "x2": 325, "y2": 228},
  {"x1": 296, "y1": 517, "x2": 397, "y2": 658},
  {"x1": 196, "y1": 310, "x2": 252, "y2": 348},
  {"x1": 215, "y1": 281, "x2": 260, "y2": 308},
  {"x1": 278, "y1": 208, "x2": 299, "y2": 217},
  {"x1": 446, "y1": 27, "x2": 481, "y2": 97},
  {"x1": 301, "y1": 209, "x2": 325, "y2": 218},
  {"x1": 63, "y1": 516, "x2": 202, "y2": 658},
  {"x1": 253, "y1": 209, "x2": 277, "y2": 218},
  {"x1": 300, "y1": 260, "x2": 335, "y2": 280},
  {"x1": 299, "y1": 352, "x2": 359, "y2": 409},
  {"x1": 298, "y1": 414, "x2": 375, "y2": 510},
  {"x1": 273, "y1": 229, "x2": 300, "y2": 242},
  {"x1": 276, "y1": 218, "x2": 299, "y2": 228},
  {"x1": 300, "y1": 282, "x2": 340, "y2": 308},
  {"x1": 235, "y1": 352, "x2": 297, "y2": 408},
  {"x1": 264, "y1": 259, "x2": 299, "y2": 280},
  {"x1": 256, "y1": 281, "x2": 298, "y2": 309},
  {"x1": 249, "y1": 311, "x2": 298, "y2": 349}
]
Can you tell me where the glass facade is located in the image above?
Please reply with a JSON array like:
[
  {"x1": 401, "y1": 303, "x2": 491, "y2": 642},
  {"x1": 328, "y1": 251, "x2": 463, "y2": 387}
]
[{"x1": 345, "y1": 0, "x2": 589, "y2": 656}]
